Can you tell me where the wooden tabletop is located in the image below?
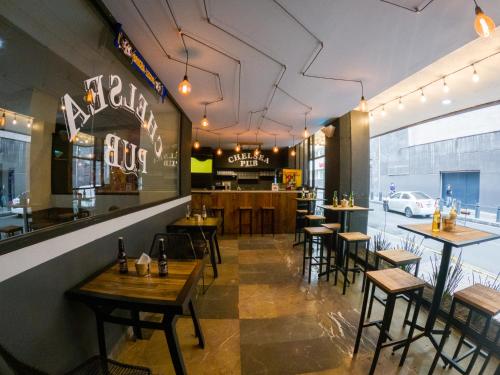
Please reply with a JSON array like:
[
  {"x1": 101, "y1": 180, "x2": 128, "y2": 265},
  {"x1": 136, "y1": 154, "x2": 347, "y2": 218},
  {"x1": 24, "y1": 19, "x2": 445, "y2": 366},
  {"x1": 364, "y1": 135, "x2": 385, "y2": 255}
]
[
  {"x1": 68, "y1": 259, "x2": 202, "y2": 308},
  {"x1": 170, "y1": 217, "x2": 220, "y2": 228},
  {"x1": 296, "y1": 197, "x2": 316, "y2": 201},
  {"x1": 320, "y1": 205, "x2": 371, "y2": 212},
  {"x1": 398, "y1": 223, "x2": 500, "y2": 247}
]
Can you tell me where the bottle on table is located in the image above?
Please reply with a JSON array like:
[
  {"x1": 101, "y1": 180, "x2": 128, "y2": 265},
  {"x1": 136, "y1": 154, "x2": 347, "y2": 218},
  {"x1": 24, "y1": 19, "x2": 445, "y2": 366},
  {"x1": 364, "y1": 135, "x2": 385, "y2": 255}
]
[
  {"x1": 202, "y1": 205, "x2": 207, "y2": 220},
  {"x1": 349, "y1": 191, "x2": 354, "y2": 207},
  {"x1": 158, "y1": 238, "x2": 168, "y2": 277},
  {"x1": 186, "y1": 204, "x2": 191, "y2": 219},
  {"x1": 432, "y1": 201, "x2": 441, "y2": 232},
  {"x1": 117, "y1": 236, "x2": 128, "y2": 274},
  {"x1": 333, "y1": 191, "x2": 338, "y2": 207}
]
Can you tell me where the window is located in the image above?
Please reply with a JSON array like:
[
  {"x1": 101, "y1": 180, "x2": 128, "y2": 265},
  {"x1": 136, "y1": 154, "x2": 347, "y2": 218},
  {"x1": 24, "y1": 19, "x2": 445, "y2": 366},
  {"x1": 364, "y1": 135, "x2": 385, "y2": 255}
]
[{"x1": 0, "y1": 6, "x2": 180, "y2": 242}]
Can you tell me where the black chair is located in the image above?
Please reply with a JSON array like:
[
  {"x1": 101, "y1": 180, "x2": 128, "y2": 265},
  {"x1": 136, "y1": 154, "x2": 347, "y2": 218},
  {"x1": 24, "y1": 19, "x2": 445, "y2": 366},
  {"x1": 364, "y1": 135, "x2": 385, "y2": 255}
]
[{"x1": 0, "y1": 344, "x2": 151, "y2": 375}]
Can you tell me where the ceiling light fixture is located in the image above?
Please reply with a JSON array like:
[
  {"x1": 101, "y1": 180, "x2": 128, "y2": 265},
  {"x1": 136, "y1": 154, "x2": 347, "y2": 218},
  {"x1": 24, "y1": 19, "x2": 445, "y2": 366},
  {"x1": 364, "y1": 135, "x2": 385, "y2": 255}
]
[
  {"x1": 178, "y1": 46, "x2": 192, "y2": 96},
  {"x1": 442, "y1": 78, "x2": 450, "y2": 93},
  {"x1": 216, "y1": 136, "x2": 223, "y2": 156},
  {"x1": 420, "y1": 89, "x2": 427, "y2": 103},
  {"x1": 12, "y1": 114, "x2": 17, "y2": 125},
  {"x1": 273, "y1": 135, "x2": 279, "y2": 153},
  {"x1": 27, "y1": 119, "x2": 32, "y2": 128},
  {"x1": 290, "y1": 135, "x2": 296, "y2": 157},
  {"x1": 398, "y1": 98, "x2": 404, "y2": 110},
  {"x1": 359, "y1": 96, "x2": 367, "y2": 112},
  {"x1": 254, "y1": 133, "x2": 260, "y2": 156},
  {"x1": 235, "y1": 135, "x2": 241, "y2": 152},
  {"x1": 201, "y1": 104, "x2": 209, "y2": 127},
  {"x1": 473, "y1": 0, "x2": 496, "y2": 38},
  {"x1": 303, "y1": 113, "x2": 309, "y2": 138},
  {"x1": 472, "y1": 65, "x2": 480, "y2": 82}
]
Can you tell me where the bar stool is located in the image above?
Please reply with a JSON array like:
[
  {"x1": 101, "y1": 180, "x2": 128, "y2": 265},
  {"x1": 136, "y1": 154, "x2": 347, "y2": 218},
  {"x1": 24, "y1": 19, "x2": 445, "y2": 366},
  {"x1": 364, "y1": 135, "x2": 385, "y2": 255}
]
[
  {"x1": 429, "y1": 284, "x2": 500, "y2": 375},
  {"x1": 338, "y1": 232, "x2": 371, "y2": 295},
  {"x1": 304, "y1": 214, "x2": 325, "y2": 226},
  {"x1": 238, "y1": 207, "x2": 253, "y2": 235},
  {"x1": 302, "y1": 226, "x2": 333, "y2": 283},
  {"x1": 354, "y1": 268, "x2": 425, "y2": 375},
  {"x1": 294, "y1": 209, "x2": 308, "y2": 244},
  {"x1": 367, "y1": 249, "x2": 421, "y2": 326},
  {"x1": 211, "y1": 206, "x2": 225, "y2": 235},
  {"x1": 260, "y1": 206, "x2": 275, "y2": 236},
  {"x1": 0, "y1": 225, "x2": 23, "y2": 238}
]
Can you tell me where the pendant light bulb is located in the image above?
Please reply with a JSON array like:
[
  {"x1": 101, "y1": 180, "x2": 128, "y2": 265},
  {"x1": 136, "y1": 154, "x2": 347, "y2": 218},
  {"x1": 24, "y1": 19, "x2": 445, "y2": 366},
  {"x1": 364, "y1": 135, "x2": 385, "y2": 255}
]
[
  {"x1": 84, "y1": 89, "x2": 95, "y2": 104},
  {"x1": 442, "y1": 79, "x2": 450, "y2": 93},
  {"x1": 235, "y1": 143, "x2": 241, "y2": 152},
  {"x1": 420, "y1": 89, "x2": 427, "y2": 103},
  {"x1": 201, "y1": 115, "x2": 209, "y2": 127},
  {"x1": 290, "y1": 148, "x2": 296, "y2": 157},
  {"x1": 472, "y1": 66, "x2": 480, "y2": 83},
  {"x1": 0, "y1": 112, "x2": 5, "y2": 127},
  {"x1": 273, "y1": 145, "x2": 279, "y2": 153},
  {"x1": 254, "y1": 147, "x2": 260, "y2": 157},
  {"x1": 381, "y1": 107, "x2": 387, "y2": 117},
  {"x1": 398, "y1": 98, "x2": 404, "y2": 110},
  {"x1": 474, "y1": 5, "x2": 495, "y2": 38},
  {"x1": 193, "y1": 140, "x2": 200, "y2": 149},
  {"x1": 178, "y1": 75, "x2": 192, "y2": 96},
  {"x1": 12, "y1": 114, "x2": 17, "y2": 125},
  {"x1": 27, "y1": 119, "x2": 32, "y2": 128},
  {"x1": 216, "y1": 147, "x2": 223, "y2": 156},
  {"x1": 359, "y1": 96, "x2": 367, "y2": 112},
  {"x1": 303, "y1": 127, "x2": 309, "y2": 138}
]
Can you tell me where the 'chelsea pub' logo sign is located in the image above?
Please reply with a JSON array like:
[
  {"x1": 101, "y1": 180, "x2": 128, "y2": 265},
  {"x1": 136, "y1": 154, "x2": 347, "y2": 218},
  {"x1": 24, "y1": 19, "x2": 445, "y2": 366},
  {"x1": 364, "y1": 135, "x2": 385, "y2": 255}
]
[{"x1": 228, "y1": 152, "x2": 270, "y2": 167}]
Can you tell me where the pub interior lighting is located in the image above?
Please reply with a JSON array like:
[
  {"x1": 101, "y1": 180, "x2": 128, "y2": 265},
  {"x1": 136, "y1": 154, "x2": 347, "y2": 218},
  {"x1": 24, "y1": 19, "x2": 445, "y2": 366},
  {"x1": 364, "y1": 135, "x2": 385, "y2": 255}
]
[
  {"x1": 290, "y1": 135, "x2": 296, "y2": 156},
  {"x1": 193, "y1": 129, "x2": 200, "y2": 149},
  {"x1": 0, "y1": 111, "x2": 5, "y2": 127},
  {"x1": 84, "y1": 89, "x2": 94, "y2": 105},
  {"x1": 216, "y1": 136, "x2": 223, "y2": 156},
  {"x1": 253, "y1": 133, "x2": 260, "y2": 156},
  {"x1": 381, "y1": 106, "x2": 386, "y2": 117},
  {"x1": 473, "y1": 0, "x2": 496, "y2": 38},
  {"x1": 201, "y1": 104, "x2": 209, "y2": 127},
  {"x1": 303, "y1": 113, "x2": 309, "y2": 139},
  {"x1": 27, "y1": 119, "x2": 32, "y2": 128},
  {"x1": 398, "y1": 97, "x2": 404, "y2": 110},
  {"x1": 359, "y1": 96, "x2": 367, "y2": 112},
  {"x1": 273, "y1": 135, "x2": 279, "y2": 153},
  {"x1": 235, "y1": 135, "x2": 241, "y2": 152},
  {"x1": 420, "y1": 89, "x2": 427, "y2": 103},
  {"x1": 12, "y1": 114, "x2": 17, "y2": 125},
  {"x1": 178, "y1": 51, "x2": 192, "y2": 95},
  {"x1": 472, "y1": 65, "x2": 480, "y2": 82},
  {"x1": 442, "y1": 78, "x2": 450, "y2": 93}
]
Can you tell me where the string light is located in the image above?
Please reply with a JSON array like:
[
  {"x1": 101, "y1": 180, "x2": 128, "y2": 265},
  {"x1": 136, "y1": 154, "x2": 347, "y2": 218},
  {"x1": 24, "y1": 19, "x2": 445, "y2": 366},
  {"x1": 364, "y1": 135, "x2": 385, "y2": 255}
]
[
  {"x1": 178, "y1": 50, "x2": 192, "y2": 95},
  {"x1": 290, "y1": 135, "x2": 296, "y2": 156},
  {"x1": 200, "y1": 105, "x2": 209, "y2": 127},
  {"x1": 420, "y1": 89, "x2": 427, "y2": 103},
  {"x1": 473, "y1": 1, "x2": 496, "y2": 38},
  {"x1": 472, "y1": 65, "x2": 480, "y2": 82},
  {"x1": 273, "y1": 135, "x2": 279, "y2": 153},
  {"x1": 254, "y1": 147, "x2": 260, "y2": 157},
  {"x1": 303, "y1": 113, "x2": 309, "y2": 138},
  {"x1": 398, "y1": 98, "x2": 404, "y2": 110},
  {"x1": 235, "y1": 143, "x2": 241, "y2": 152},
  {"x1": 216, "y1": 135, "x2": 222, "y2": 156},
  {"x1": 193, "y1": 129, "x2": 200, "y2": 149},
  {"x1": 359, "y1": 96, "x2": 367, "y2": 112}
]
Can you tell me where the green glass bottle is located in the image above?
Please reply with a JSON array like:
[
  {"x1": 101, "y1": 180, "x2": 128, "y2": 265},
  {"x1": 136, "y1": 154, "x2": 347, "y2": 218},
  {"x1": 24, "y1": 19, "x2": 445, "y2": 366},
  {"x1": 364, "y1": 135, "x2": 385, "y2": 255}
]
[
  {"x1": 349, "y1": 191, "x2": 354, "y2": 207},
  {"x1": 333, "y1": 191, "x2": 338, "y2": 207}
]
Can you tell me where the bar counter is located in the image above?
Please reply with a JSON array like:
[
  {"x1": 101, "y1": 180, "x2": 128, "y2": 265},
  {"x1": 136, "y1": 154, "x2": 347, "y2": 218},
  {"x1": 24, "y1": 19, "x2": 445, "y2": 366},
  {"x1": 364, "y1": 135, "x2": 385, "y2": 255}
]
[{"x1": 191, "y1": 190, "x2": 299, "y2": 234}]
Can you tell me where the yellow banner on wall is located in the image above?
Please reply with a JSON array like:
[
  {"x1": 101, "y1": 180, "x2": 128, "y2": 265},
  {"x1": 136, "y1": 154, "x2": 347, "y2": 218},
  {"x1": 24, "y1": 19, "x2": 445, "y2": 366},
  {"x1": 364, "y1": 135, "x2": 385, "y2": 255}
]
[{"x1": 283, "y1": 169, "x2": 302, "y2": 188}]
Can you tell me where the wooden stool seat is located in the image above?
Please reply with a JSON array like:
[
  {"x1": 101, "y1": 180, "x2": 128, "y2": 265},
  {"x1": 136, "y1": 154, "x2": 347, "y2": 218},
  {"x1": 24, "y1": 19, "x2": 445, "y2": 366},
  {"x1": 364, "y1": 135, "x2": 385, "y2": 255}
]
[
  {"x1": 296, "y1": 209, "x2": 308, "y2": 215},
  {"x1": 304, "y1": 227, "x2": 333, "y2": 236},
  {"x1": 454, "y1": 284, "x2": 500, "y2": 316},
  {"x1": 321, "y1": 223, "x2": 341, "y2": 231},
  {"x1": 376, "y1": 249, "x2": 421, "y2": 267},
  {"x1": 339, "y1": 232, "x2": 370, "y2": 242},
  {"x1": 367, "y1": 268, "x2": 425, "y2": 294},
  {"x1": 304, "y1": 215, "x2": 325, "y2": 221}
]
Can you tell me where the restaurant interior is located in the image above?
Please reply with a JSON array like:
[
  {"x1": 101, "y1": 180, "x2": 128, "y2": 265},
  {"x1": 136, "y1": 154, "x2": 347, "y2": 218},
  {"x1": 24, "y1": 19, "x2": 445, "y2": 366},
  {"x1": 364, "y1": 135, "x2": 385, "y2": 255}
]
[{"x1": 0, "y1": 0, "x2": 499, "y2": 374}]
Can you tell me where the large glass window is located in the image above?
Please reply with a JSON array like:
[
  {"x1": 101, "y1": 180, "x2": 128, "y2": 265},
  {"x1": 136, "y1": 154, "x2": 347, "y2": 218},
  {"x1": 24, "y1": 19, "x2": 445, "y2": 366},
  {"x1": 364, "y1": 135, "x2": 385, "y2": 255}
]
[{"x1": 0, "y1": 4, "x2": 180, "y2": 242}]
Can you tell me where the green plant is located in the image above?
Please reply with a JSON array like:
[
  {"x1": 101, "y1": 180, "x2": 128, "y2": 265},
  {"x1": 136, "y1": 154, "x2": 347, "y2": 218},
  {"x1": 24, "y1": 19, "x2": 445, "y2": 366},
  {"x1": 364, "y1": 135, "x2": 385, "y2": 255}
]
[
  {"x1": 426, "y1": 251, "x2": 465, "y2": 299},
  {"x1": 470, "y1": 272, "x2": 500, "y2": 290},
  {"x1": 399, "y1": 234, "x2": 423, "y2": 274},
  {"x1": 371, "y1": 232, "x2": 391, "y2": 251}
]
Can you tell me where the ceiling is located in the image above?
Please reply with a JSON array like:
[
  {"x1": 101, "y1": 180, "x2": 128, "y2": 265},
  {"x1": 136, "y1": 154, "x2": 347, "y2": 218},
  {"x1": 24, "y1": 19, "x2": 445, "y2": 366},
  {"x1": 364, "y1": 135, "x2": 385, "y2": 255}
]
[{"x1": 102, "y1": 0, "x2": 500, "y2": 148}]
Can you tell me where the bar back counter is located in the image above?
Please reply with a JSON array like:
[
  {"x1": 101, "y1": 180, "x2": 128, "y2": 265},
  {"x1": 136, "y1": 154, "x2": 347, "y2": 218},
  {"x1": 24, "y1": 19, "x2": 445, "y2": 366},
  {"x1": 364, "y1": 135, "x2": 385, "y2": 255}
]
[{"x1": 191, "y1": 190, "x2": 299, "y2": 234}]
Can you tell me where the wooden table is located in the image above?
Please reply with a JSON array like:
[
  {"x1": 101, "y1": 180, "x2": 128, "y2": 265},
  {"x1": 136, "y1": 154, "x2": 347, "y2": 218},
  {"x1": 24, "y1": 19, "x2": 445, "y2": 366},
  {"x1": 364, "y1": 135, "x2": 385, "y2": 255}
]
[
  {"x1": 296, "y1": 197, "x2": 317, "y2": 214},
  {"x1": 394, "y1": 223, "x2": 500, "y2": 354},
  {"x1": 67, "y1": 259, "x2": 204, "y2": 375},
  {"x1": 319, "y1": 205, "x2": 371, "y2": 232},
  {"x1": 168, "y1": 217, "x2": 221, "y2": 278}
]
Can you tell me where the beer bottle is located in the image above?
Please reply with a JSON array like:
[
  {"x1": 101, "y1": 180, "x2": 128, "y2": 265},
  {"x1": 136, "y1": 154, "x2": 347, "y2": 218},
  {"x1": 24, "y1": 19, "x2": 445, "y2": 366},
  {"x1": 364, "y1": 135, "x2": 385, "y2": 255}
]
[
  {"x1": 158, "y1": 238, "x2": 168, "y2": 277},
  {"x1": 333, "y1": 191, "x2": 338, "y2": 207},
  {"x1": 349, "y1": 191, "x2": 354, "y2": 207},
  {"x1": 202, "y1": 205, "x2": 207, "y2": 220},
  {"x1": 117, "y1": 237, "x2": 128, "y2": 274},
  {"x1": 432, "y1": 202, "x2": 441, "y2": 232}
]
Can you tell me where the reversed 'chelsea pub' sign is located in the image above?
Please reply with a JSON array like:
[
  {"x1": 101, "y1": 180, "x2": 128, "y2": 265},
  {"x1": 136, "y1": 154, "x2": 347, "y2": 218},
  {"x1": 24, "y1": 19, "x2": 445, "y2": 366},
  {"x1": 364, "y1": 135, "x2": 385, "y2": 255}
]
[{"x1": 228, "y1": 152, "x2": 270, "y2": 167}]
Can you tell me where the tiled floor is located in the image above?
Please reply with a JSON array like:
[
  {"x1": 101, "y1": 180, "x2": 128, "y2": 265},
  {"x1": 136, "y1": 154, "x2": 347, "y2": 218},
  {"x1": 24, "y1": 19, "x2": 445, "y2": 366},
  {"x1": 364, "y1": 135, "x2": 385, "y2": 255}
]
[{"x1": 116, "y1": 234, "x2": 498, "y2": 374}]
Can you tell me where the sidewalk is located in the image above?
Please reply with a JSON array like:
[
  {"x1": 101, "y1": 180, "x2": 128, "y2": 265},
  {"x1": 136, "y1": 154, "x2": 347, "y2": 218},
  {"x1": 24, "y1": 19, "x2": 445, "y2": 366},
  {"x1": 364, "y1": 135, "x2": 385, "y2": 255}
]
[{"x1": 369, "y1": 199, "x2": 500, "y2": 228}]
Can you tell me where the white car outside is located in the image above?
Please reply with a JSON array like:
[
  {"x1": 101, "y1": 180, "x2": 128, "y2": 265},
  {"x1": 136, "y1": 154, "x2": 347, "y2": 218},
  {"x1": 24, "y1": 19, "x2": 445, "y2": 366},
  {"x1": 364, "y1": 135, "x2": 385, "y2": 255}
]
[{"x1": 385, "y1": 191, "x2": 435, "y2": 218}]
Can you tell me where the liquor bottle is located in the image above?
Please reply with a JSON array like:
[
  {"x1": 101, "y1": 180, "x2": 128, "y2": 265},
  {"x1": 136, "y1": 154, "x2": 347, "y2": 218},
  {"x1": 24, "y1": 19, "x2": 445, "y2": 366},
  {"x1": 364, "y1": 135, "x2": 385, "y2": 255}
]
[
  {"x1": 202, "y1": 205, "x2": 207, "y2": 220},
  {"x1": 333, "y1": 191, "x2": 338, "y2": 207},
  {"x1": 158, "y1": 238, "x2": 168, "y2": 277},
  {"x1": 349, "y1": 191, "x2": 354, "y2": 207},
  {"x1": 186, "y1": 203, "x2": 191, "y2": 219},
  {"x1": 117, "y1": 237, "x2": 128, "y2": 274},
  {"x1": 432, "y1": 203, "x2": 441, "y2": 232}
]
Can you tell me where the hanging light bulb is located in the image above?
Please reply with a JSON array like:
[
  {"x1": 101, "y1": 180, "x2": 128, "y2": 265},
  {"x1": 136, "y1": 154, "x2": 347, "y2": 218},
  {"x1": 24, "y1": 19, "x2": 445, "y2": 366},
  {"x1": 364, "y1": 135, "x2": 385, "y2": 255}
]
[
  {"x1": 216, "y1": 147, "x2": 223, "y2": 156},
  {"x1": 12, "y1": 114, "x2": 17, "y2": 125},
  {"x1": 0, "y1": 111, "x2": 5, "y2": 127},
  {"x1": 442, "y1": 78, "x2": 450, "y2": 93},
  {"x1": 290, "y1": 148, "x2": 296, "y2": 157},
  {"x1": 193, "y1": 129, "x2": 200, "y2": 149},
  {"x1": 359, "y1": 96, "x2": 367, "y2": 112},
  {"x1": 420, "y1": 89, "x2": 427, "y2": 103},
  {"x1": 178, "y1": 75, "x2": 192, "y2": 95},
  {"x1": 474, "y1": 2, "x2": 496, "y2": 38},
  {"x1": 273, "y1": 135, "x2": 279, "y2": 153},
  {"x1": 254, "y1": 147, "x2": 260, "y2": 157},
  {"x1": 200, "y1": 105, "x2": 209, "y2": 127},
  {"x1": 27, "y1": 119, "x2": 32, "y2": 128},
  {"x1": 60, "y1": 103, "x2": 66, "y2": 111},
  {"x1": 398, "y1": 98, "x2": 404, "y2": 110},
  {"x1": 472, "y1": 65, "x2": 480, "y2": 83},
  {"x1": 381, "y1": 106, "x2": 387, "y2": 117},
  {"x1": 235, "y1": 143, "x2": 241, "y2": 152},
  {"x1": 303, "y1": 113, "x2": 309, "y2": 138},
  {"x1": 84, "y1": 89, "x2": 95, "y2": 104}
]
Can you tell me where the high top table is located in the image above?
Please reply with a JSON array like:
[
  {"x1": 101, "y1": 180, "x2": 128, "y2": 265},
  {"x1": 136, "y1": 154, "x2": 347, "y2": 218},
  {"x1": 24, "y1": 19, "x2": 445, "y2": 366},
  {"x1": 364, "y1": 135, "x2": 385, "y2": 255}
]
[
  {"x1": 295, "y1": 197, "x2": 317, "y2": 215},
  {"x1": 393, "y1": 223, "x2": 500, "y2": 354},
  {"x1": 67, "y1": 259, "x2": 204, "y2": 375}
]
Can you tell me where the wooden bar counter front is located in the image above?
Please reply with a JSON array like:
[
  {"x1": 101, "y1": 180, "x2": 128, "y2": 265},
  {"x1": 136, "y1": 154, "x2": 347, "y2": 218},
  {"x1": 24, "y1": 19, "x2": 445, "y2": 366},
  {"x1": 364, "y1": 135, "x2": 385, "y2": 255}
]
[{"x1": 191, "y1": 190, "x2": 299, "y2": 234}]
